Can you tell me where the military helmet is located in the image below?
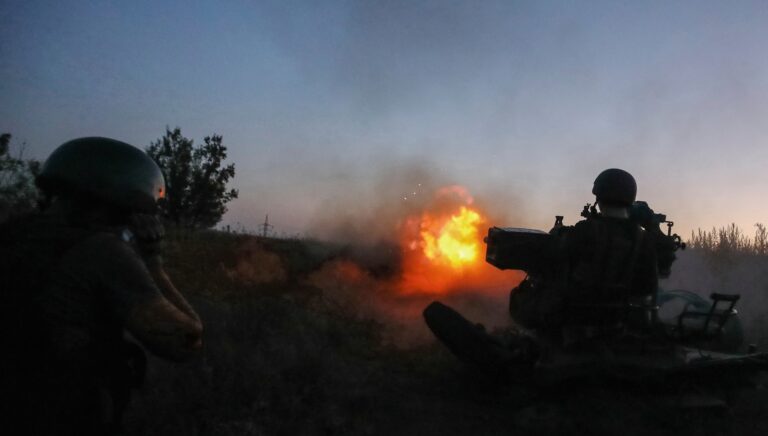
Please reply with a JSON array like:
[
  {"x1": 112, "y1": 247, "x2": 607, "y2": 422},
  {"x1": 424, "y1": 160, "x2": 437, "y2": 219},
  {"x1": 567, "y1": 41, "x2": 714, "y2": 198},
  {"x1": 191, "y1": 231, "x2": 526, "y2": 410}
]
[
  {"x1": 36, "y1": 137, "x2": 165, "y2": 213},
  {"x1": 592, "y1": 168, "x2": 636, "y2": 206}
]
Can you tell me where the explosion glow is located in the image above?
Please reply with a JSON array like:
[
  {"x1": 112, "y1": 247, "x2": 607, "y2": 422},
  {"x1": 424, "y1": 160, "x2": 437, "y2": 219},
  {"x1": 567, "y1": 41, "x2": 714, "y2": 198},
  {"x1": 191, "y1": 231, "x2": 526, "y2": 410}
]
[
  {"x1": 421, "y1": 206, "x2": 482, "y2": 269},
  {"x1": 398, "y1": 186, "x2": 522, "y2": 295}
]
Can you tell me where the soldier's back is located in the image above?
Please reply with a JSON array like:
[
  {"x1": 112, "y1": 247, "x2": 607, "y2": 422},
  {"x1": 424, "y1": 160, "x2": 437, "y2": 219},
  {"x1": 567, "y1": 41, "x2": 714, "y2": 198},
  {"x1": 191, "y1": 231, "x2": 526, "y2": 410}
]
[
  {"x1": 0, "y1": 214, "x2": 119, "y2": 435},
  {"x1": 563, "y1": 216, "x2": 657, "y2": 328}
]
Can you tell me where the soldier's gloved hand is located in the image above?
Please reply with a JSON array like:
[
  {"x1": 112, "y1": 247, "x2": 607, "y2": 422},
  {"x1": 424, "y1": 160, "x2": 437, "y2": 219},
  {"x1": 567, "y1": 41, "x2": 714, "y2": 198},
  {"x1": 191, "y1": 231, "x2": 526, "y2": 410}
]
[{"x1": 129, "y1": 214, "x2": 166, "y2": 260}]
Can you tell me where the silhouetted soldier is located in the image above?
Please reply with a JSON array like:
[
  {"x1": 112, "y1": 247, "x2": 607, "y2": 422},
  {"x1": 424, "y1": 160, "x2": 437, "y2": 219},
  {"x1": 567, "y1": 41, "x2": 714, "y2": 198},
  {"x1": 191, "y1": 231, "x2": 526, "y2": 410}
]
[
  {"x1": 509, "y1": 168, "x2": 658, "y2": 348},
  {"x1": 424, "y1": 169, "x2": 660, "y2": 370},
  {"x1": 0, "y1": 137, "x2": 203, "y2": 435}
]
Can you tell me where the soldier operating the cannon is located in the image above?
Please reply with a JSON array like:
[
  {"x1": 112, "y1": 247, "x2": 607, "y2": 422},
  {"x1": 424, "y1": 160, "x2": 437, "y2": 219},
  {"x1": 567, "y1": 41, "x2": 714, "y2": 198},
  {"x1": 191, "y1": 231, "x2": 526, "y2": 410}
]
[
  {"x1": 506, "y1": 169, "x2": 659, "y2": 347},
  {"x1": 425, "y1": 168, "x2": 682, "y2": 367}
]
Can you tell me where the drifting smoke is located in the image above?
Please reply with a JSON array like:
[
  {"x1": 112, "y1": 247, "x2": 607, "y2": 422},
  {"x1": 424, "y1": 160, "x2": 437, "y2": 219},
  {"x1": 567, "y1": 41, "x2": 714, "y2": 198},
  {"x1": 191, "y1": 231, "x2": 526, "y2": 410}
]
[
  {"x1": 305, "y1": 259, "x2": 520, "y2": 347},
  {"x1": 302, "y1": 161, "x2": 525, "y2": 346},
  {"x1": 225, "y1": 241, "x2": 288, "y2": 285},
  {"x1": 306, "y1": 161, "x2": 522, "y2": 246}
]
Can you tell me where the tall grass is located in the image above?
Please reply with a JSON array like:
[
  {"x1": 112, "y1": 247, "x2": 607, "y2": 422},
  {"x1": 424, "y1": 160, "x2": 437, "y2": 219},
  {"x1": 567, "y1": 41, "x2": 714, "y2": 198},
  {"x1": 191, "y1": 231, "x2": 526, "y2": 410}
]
[
  {"x1": 688, "y1": 223, "x2": 768, "y2": 256},
  {"x1": 670, "y1": 223, "x2": 768, "y2": 350}
]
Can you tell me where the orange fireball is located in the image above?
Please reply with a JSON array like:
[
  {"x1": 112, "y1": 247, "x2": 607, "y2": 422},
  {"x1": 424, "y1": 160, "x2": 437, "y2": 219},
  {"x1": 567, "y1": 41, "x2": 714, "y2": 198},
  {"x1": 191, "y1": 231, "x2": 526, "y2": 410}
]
[
  {"x1": 398, "y1": 186, "x2": 521, "y2": 295},
  {"x1": 421, "y1": 206, "x2": 482, "y2": 269}
]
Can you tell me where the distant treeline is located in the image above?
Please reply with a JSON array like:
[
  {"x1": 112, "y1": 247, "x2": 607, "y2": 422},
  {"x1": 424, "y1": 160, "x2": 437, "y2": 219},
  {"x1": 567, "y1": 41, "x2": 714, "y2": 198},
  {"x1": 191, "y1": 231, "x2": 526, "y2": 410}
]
[{"x1": 688, "y1": 223, "x2": 768, "y2": 256}]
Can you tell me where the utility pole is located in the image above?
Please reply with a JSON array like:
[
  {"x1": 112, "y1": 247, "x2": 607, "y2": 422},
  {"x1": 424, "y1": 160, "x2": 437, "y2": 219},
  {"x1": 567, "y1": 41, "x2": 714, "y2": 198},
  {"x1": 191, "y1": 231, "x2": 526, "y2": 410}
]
[{"x1": 259, "y1": 214, "x2": 273, "y2": 238}]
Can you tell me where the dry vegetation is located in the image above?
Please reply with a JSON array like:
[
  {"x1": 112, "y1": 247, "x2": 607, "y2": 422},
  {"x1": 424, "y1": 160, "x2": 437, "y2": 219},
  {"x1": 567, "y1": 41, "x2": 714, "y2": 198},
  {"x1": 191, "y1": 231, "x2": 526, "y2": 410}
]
[
  {"x1": 665, "y1": 224, "x2": 768, "y2": 351},
  {"x1": 688, "y1": 223, "x2": 768, "y2": 256},
  {"x1": 122, "y1": 227, "x2": 768, "y2": 436}
]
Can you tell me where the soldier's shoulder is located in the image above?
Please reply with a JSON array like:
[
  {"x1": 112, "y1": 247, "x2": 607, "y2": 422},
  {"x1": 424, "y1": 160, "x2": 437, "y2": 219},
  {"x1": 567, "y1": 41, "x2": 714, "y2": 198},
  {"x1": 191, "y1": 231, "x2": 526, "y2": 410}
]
[
  {"x1": 74, "y1": 231, "x2": 135, "y2": 256},
  {"x1": 573, "y1": 218, "x2": 591, "y2": 227},
  {"x1": 571, "y1": 218, "x2": 595, "y2": 232},
  {"x1": 546, "y1": 219, "x2": 590, "y2": 237},
  {"x1": 59, "y1": 231, "x2": 148, "y2": 287},
  {"x1": 1, "y1": 214, "x2": 93, "y2": 257},
  {"x1": 568, "y1": 216, "x2": 634, "y2": 237}
]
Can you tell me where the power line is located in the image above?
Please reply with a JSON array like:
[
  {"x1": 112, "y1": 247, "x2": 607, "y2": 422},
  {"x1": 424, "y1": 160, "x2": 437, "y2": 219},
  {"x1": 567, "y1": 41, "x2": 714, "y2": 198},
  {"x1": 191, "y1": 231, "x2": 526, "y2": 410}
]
[{"x1": 259, "y1": 214, "x2": 273, "y2": 238}]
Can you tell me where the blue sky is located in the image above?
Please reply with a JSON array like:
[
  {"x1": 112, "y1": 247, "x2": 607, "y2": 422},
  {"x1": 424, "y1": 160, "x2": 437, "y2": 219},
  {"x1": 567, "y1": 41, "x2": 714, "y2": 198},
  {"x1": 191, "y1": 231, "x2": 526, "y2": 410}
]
[{"x1": 2, "y1": 0, "x2": 768, "y2": 237}]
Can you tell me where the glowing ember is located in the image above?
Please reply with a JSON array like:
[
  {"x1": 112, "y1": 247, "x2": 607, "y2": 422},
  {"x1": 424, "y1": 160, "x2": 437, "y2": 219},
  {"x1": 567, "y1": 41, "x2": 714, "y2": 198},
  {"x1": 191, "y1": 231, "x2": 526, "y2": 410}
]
[{"x1": 421, "y1": 206, "x2": 482, "y2": 269}]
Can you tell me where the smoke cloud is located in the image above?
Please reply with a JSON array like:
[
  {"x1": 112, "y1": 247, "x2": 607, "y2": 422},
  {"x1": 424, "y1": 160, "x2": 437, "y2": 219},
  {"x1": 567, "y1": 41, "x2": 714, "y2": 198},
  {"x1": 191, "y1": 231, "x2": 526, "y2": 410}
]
[
  {"x1": 306, "y1": 159, "x2": 524, "y2": 245},
  {"x1": 296, "y1": 160, "x2": 525, "y2": 346}
]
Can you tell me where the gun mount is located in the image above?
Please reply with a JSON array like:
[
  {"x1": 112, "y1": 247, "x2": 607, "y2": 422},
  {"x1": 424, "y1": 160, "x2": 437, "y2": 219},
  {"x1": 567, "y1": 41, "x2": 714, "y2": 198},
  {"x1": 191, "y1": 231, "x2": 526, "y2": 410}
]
[
  {"x1": 426, "y1": 201, "x2": 765, "y2": 413},
  {"x1": 484, "y1": 227, "x2": 550, "y2": 272},
  {"x1": 484, "y1": 201, "x2": 686, "y2": 278}
]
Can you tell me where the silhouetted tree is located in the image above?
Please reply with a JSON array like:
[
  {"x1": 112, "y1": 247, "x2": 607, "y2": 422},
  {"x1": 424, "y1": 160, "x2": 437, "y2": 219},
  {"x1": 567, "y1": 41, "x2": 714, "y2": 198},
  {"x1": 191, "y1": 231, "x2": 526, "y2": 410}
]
[
  {"x1": 0, "y1": 133, "x2": 40, "y2": 222},
  {"x1": 147, "y1": 127, "x2": 238, "y2": 228}
]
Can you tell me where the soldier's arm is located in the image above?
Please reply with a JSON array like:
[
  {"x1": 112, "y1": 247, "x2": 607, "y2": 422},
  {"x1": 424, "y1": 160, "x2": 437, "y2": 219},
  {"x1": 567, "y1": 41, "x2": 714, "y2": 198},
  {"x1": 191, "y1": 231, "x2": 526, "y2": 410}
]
[
  {"x1": 143, "y1": 256, "x2": 202, "y2": 326},
  {"x1": 125, "y1": 295, "x2": 203, "y2": 362},
  {"x1": 85, "y1": 234, "x2": 203, "y2": 361}
]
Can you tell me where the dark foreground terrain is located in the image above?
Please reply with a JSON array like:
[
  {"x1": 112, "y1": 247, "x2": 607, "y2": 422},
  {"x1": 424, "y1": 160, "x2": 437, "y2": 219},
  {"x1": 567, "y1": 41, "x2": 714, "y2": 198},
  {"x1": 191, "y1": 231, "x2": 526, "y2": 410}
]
[{"x1": 123, "y1": 231, "x2": 768, "y2": 436}]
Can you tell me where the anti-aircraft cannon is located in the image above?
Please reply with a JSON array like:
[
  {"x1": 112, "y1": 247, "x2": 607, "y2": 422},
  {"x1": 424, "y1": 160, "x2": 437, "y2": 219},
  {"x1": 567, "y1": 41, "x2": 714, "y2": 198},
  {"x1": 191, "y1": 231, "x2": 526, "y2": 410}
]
[{"x1": 424, "y1": 201, "x2": 768, "y2": 408}]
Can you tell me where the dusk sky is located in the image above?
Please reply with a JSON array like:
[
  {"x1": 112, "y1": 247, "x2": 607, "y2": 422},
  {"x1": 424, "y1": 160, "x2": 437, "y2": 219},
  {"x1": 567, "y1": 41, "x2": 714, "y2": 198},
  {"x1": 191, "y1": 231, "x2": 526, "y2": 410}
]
[{"x1": 2, "y1": 0, "x2": 768, "y2": 238}]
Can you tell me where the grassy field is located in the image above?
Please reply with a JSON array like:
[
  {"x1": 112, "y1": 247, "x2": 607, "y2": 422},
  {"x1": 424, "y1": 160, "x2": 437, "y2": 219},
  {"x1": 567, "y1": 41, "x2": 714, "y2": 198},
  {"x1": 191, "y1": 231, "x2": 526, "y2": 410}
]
[{"x1": 122, "y1": 230, "x2": 768, "y2": 436}]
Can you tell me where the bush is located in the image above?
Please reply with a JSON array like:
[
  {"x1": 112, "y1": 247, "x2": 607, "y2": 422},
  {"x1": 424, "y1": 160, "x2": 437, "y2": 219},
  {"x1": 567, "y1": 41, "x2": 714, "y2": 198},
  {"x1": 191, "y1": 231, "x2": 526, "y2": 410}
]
[{"x1": 0, "y1": 133, "x2": 40, "y2": 222}]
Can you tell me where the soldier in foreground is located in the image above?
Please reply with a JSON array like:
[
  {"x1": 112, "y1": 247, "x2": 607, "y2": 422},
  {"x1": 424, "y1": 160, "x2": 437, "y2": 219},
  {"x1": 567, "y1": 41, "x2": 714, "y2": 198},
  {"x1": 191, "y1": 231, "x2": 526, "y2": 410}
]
[{"x1": 0, "y1": 137, "x2": 203, "y2": 435}]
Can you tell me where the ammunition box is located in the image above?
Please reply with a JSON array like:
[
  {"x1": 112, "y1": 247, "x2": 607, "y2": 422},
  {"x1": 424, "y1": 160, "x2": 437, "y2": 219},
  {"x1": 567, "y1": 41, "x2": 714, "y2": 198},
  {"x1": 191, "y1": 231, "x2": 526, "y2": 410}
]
[{"x1": 484, "y1": 227, "x2": 551, "y2": 271}]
